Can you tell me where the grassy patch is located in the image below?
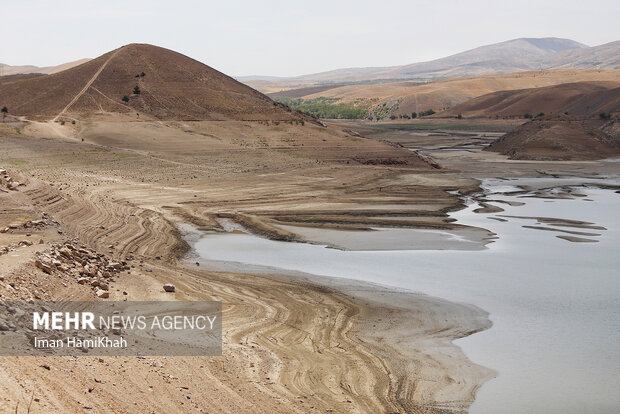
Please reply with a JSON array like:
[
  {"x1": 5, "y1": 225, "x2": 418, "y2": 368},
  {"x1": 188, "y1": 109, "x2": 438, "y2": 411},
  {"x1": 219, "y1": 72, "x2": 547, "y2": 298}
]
[
  {"x1": 113, "y1": 152, "x2": 136, "y2": 159},
  {"x1": 6, "y1": 158, "x2": 28, "y2": 165},
  {"x1": 275, "y1": 97, "x2": 369, "y2": 119}
]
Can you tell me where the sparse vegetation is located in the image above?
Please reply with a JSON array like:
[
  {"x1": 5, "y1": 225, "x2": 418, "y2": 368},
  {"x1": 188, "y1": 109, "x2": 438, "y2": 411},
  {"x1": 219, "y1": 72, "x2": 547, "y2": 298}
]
[
  {"x1": 122, "y1": 96, "x2": 130, "y2": 103},
  {"x1": 418, "y1": 109, "x2": 436, "y2": 117},
  {"x1": 599, "y1": 112, "x2": 611, "y2": 120},
  {"x1": 524, "y1": 113, "x2": 533, "y2": 119},
  {"x1": 535, "y1": 112, "x2": 545, "y2": 118},
  {"x1": 274, "y1": 97, "x2": 368, "y2": 119},
  {"x1": 133, "y1": 85, "x2": 141, "y2": 95}
]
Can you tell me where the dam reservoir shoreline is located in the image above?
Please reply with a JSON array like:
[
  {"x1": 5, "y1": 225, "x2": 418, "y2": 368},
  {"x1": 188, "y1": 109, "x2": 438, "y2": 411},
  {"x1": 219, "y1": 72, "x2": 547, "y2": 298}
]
[{"x1": 186, "y1": 177, "x2": 620, "y2": 413}]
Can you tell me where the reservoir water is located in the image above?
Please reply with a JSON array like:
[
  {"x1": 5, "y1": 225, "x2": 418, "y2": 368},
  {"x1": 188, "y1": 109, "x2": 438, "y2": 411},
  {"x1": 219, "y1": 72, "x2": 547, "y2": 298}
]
[{"x1": 191, "y1": 178, "x2": 620, "y2": 414}]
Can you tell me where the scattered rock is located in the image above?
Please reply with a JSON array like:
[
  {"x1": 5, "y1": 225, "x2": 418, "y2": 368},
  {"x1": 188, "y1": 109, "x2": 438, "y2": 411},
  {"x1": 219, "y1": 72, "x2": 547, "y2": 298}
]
[
  {"x1": 35, "y1": 259, "x2": 53, "y2": 274},
  {"x1": 96, "y1": 289, "x2": 109, "y2": 299}
]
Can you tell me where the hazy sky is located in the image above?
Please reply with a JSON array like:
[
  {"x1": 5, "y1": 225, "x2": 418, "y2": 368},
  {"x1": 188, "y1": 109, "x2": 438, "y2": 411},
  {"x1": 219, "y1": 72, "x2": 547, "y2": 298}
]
[{"x1": 3, "y1": 1, "x2": 619, "y2": 77}]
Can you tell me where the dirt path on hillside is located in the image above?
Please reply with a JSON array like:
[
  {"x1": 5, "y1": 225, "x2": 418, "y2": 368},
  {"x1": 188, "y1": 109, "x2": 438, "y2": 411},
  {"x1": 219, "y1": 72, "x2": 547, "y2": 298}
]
[{"x1": 52, "y1": 50, "x2": 120, "y2": 122}]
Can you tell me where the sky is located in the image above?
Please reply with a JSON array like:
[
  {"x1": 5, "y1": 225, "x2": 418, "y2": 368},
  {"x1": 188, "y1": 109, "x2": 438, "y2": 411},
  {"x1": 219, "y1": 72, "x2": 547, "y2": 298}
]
[{"x1": 2, "y1": 0, "x2": 619, "y2": 77}]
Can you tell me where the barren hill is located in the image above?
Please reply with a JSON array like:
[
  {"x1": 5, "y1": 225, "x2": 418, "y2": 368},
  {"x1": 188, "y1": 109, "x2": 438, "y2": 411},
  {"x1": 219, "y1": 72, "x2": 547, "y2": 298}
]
[
  {"x1": 383, "y1": 37, "x2": 587, "y2": 80},
  {"x1": 442, "y1": 81, "x2": 620, "y2": 118},
  {"x1": 0, "y1": 44, "x2": 304, "y2": 121},
  {"x1": 536, "y1": 41, "x2": 620, "y2": 70},
  {"x1": 484, "y1": 116, "x2": 620, "y2": 160},
  {"x1": 276, "y1": 69, "x2": 620, "y2": 119},
  {"x1": 0, "y1": 59, "x2": 90, "y2": 76},
  {"x1": 243, "y1": 37, "x2": 619, "y2": 91}
]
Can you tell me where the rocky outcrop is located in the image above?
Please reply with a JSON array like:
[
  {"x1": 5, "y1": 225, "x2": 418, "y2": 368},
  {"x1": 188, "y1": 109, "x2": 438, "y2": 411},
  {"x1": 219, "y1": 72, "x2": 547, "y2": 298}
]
[{"x1": 33, "y1": 241, "x2": 130, "y2": 297}]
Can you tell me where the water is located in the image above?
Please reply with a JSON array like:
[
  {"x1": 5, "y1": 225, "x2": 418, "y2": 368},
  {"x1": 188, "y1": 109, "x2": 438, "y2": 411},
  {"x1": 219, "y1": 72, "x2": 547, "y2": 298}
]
[{"x1": 191, "y1": 178, "x2": 620, "y2": 413}]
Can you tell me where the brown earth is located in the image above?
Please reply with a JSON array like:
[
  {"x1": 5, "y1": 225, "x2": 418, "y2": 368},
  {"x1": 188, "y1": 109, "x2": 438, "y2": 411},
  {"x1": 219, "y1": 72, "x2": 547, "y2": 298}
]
[
  {"x1": 0, "y1": 59, "x2": 90, "y2": 76},
  {"x1": 484, "y1": 116, "x2": 620, "y2": 160},
  {"x1": 0, "y1": 44, "x2": 311, "y2": 122},
  {"x1": 5, "y1": 41, "x2": 617, "y2": 414},
  {"x1": 441, "y1": 81, "x2": 620, "y2": 118},
  {"x1": 265, "y1": 69, "x2": 620, "y2": 118},
  {"x1": 244, "y1": 38, "x2": 619, "y2": 88},
  {"x1": 0, "y1": 116, "x2": 491, "y2": 413}
]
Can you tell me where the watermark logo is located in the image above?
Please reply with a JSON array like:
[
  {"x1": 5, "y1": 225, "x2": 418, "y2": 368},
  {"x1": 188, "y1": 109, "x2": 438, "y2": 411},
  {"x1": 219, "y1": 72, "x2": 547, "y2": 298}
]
[{"x1": 0, "y1": 301, "x2": 221, "y2": 356}]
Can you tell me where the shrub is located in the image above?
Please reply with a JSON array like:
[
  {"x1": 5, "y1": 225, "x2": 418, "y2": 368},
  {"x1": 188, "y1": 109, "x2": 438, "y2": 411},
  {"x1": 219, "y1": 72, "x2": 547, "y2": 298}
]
[
  {"x1": 457, "y1": 114, "x2": 462, "y2": 119},
  {"x1": 71, "y1": 120, "x2": 76, "y2": 125},
  {"x1": 599, "y1": 112, "x2": 611, "y2": 120},
  {"x1": 274, "y1": 97, "x2": 368, "y2": 119},
  {"x1": 133, "y1": 85, "x2": 141, "y2": 95},
  {"x1": 536, "y1": 112, "x2": 545, "y2": 118},
  {"x1": 389, "y1": 115, "x2": 397, "y2": 120},
  {"x1": 122, "y1": 96, "x2": 130, "y2": 103},
  {"x1": 419, "y1": 109, "x2": 435, "y2": 117},
  {"x1": 60, "y1": 121, "x2": 65, "y2": 125},
  {"x1": 140, "y1": 72, "x2": 146, "y2": 77},
  {"x1": 524, "y1": 113, "x2": 533, "y2": 119},
  {"x1": 411, "y1": 112, "x2": 417, "y2": 119},
  {"x1": 1, "y1": 106, "x2": 7, "y2": 113}
]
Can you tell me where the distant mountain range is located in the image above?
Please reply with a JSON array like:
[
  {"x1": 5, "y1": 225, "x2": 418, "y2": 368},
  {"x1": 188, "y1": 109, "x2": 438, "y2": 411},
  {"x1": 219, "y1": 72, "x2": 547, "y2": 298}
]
[
  {"x1": 0, "y1": 59, "x2": 91, "y2": 76},
  {"x1": 240, "y1": 38, "x2": 620, "y2": 91}
]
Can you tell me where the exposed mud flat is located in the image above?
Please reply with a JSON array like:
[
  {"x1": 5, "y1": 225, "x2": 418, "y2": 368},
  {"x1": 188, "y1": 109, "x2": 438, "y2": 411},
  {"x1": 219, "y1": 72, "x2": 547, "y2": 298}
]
[{"x1": 192, "y1": 178, "x2": 620, "y2": 414}]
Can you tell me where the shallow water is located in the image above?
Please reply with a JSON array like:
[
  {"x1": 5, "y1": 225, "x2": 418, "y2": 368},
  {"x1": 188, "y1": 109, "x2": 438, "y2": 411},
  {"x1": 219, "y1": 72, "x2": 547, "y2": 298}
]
[{"x1": 192, "y1": 178, "x2": 620, "y2": 414}]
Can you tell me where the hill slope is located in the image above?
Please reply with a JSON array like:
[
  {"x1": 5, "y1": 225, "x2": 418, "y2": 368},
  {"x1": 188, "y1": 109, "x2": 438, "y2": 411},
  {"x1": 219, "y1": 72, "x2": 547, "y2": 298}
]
[
  {"x1": 243, "y1": 38, "x2": 620, "y2": 92},
  {"x1": 484, "y1": 116, "x2": 620, "y2": 160},
  {"x1": 383, "y1": 38, "x2": 587, "y2": 80},
  {"x1": 0, "y1": 44, "x2": 304, "y2": 121},
  {"x1": 276, "y1": 70, "x2": 620, "y2": 119},
  {"x1": 442, "y1": 81, "x2": 620, "y2": 118},
  {"x1": 0, "y1": 59, "x2": 90, "y2": 76},
  {"x1": 537, "y1": 41, "x2": 620, "y2": 70}
]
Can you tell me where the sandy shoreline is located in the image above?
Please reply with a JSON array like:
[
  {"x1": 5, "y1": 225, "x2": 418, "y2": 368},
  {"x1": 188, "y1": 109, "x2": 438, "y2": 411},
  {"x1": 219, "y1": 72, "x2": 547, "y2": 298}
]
[
  {"x1": 1, "y1": 118, "x2": 617, "y2": 412},
  {"x1": 0, "y1": 121, "x2": 493, "y2": 413}
]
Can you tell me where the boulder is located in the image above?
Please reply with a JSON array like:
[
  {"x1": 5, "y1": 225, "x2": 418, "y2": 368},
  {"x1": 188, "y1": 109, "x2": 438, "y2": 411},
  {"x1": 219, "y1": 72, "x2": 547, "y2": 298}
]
[
  {"x1": 35, "y1": 259, "x2": 53, "y2": 274},
  {"x1": 95, "y1": 289, "x2": 109, "y2": 299},
  {"x1": 163, "y1": 284, "x2": 176, "y2": 293}
]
